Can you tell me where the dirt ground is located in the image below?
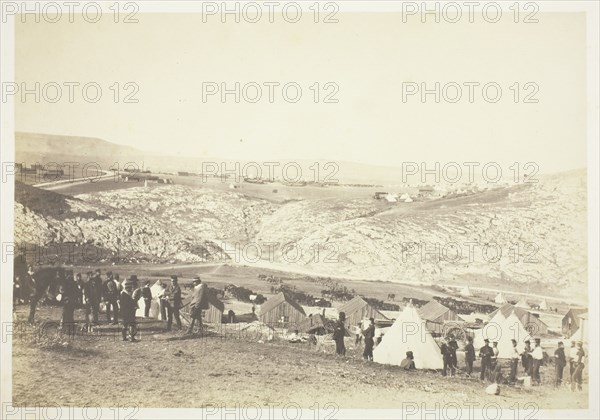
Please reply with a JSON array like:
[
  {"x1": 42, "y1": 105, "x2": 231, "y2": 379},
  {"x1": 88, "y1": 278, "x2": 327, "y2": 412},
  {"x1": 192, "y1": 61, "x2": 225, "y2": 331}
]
[{"x1": 12, "y1": 306, "x2": 588, "y2": 410}]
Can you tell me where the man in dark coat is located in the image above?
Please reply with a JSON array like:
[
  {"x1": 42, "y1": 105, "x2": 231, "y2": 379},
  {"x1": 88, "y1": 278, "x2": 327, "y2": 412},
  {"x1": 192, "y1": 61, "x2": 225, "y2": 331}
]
[
  {"x1": 554, "y1": 341, "x2": 567, "y2": 387},
  {"x1": 522, "y1": 340, "x2": 533, "y2": 375},
  {"x1": 82, "y1": 272, "x2": 100, "y2": 328},
  {"x1": 59, "y1": 270, "x2": 78, "y2": 336},
  {"x1": 441, "y1": 337, "x2": 455, "y2": 376},
  {"x1": 186, "y1": 277, "x2": 208, "y2": 334},
  {"x1": 141, "y1": 281, "x2": 153, "y2": 318},
  {"x1": 120, "y1": 277, "x2": 138, "y2": 342},
  {"x1": 103, "y1": 272, "x2": 120, "y2": 325},
  {"x1": 448, "y1": 334, "x2": 459, "y2": 370},
  {"x1": 165, "y1": 275, "x2": 182, "y2": 331},
  {"x1": 571, "y1": 341, "x2": 585, "y2": 391},
  {"x1": 362, "y1": 318, "x2": 375, "y2": 361},
  {"x1": 333, "y1": 312, "x2": 346, "y2": 356},
  {"x1": 465, "y1": 336, "x2": 476, "y2": 376},
  {"x1": 91, "y1": 269, "x2": 103, "y2": 321},
  {"x1": 400, "y1": 351, "x2": 416, "y2": 370},
  {"x1": 479, "y1": 339, "x2": 494, "y2": 381}
]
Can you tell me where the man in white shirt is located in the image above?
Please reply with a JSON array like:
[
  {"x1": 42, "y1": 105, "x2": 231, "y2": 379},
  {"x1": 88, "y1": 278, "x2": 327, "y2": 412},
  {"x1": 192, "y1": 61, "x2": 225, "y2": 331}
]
[
  {"x1": 509, "y1": 339, "x2": 520, "y2": 383},
  {"x1": 185, "y1": 277, "x2": 206, "y2": 335},
  {"x1": 531, "y1": 338, "x2": 544, "y2": 385},
  {"x1": 568, "y1": 340, "x2": 578, "y2": 384}
]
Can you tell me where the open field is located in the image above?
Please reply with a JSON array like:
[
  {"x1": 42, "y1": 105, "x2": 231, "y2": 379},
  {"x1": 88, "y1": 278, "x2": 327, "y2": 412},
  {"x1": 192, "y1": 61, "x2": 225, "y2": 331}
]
[{"x1": 12, "y1": 306, "x2": 588, "y2": 409}]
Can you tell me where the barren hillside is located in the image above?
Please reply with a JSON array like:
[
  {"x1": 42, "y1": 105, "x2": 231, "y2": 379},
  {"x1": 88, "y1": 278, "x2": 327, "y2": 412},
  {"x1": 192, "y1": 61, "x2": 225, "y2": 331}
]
[{"x1": 14, "y1": 169, "x2": 586, "y2": 299}]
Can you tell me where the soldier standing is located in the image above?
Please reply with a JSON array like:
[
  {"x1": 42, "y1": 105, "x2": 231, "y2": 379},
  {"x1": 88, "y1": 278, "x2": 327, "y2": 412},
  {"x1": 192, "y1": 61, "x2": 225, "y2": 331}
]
[
  {"x1": 166, "y1": 275, "x2": 182, "y2": 331},
  {"x1": 120, "y1": 277, "x2": 139, "y2": 342},
  {"x1": 103, "y1": 272, "x2": 120, "y2": 325},
  {"x1": 333, "y1": 312, "x2": 346, "y2": 356},
  {"x1": 479, "y1": 339, "x2": 494, "y2": 381},
  {"x1": 464, "y1": 336, "x2": 476, "y2": 377}
]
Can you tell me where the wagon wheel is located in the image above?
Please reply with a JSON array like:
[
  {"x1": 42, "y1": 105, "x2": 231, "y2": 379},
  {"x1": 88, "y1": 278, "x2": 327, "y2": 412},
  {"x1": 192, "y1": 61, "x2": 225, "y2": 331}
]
[{"x1": 445, "y1": 326, "x2": 466, "y2": 341}]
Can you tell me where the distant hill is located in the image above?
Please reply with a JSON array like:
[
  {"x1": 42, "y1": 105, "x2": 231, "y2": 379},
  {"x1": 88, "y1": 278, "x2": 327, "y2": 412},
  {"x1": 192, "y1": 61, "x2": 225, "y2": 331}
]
[
  {"x1": 16, "y1": 132, "x2": 157, "y2": 172},
  {"x1": 15, "y1": 132, "x2": 520, "y2": 185}
]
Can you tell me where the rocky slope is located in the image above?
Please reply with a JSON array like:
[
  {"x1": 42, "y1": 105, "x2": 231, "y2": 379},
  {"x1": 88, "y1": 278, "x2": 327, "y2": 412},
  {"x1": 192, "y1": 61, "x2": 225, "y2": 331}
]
[
  {"x1": 255, "y1": 170, "x2": 587, "y2": 298},
  {"x1": 14, "y1": 183, "x2": 275, "y2": 263},
  {"x1": 14, "y1": 169, "x2": 587, "y2": 298}
]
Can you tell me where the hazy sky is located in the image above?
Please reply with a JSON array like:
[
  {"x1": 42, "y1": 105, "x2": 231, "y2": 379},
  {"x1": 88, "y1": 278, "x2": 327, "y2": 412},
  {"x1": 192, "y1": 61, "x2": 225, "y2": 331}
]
[{"x1": 15, "y1": 11, "x2": 587, "y2": 173}]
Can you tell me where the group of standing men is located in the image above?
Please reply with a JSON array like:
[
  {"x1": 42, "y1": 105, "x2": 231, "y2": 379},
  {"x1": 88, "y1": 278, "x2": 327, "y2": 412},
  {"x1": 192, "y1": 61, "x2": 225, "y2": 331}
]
[
  {"x1": 332, "y1": 312, "x2": 586, "y2": 391},
  {"x1": 58, "y1": 269, "x2": 192, "y2": 340}
]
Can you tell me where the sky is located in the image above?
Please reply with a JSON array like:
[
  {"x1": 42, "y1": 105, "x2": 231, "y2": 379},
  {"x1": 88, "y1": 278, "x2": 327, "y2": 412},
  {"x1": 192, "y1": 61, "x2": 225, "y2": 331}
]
[{"x1": 15, "y1": 9, "x2": 587, "y2": 174}]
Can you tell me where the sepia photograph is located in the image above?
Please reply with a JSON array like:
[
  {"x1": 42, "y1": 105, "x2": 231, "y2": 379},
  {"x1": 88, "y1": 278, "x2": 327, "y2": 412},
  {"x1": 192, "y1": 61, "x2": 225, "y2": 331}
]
[{"x1": 1, "y1": 1, "x2": 598, "y2": 419}]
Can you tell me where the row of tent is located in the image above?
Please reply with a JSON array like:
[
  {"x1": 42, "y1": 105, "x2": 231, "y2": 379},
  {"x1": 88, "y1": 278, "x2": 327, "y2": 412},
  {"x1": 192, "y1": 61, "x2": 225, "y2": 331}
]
[
  {"x1": 494, "y1": 292, "x2": 550, "y2": 311},
  {"x1": 372, "y1": 302, "x2": 547, "y2": 370}
]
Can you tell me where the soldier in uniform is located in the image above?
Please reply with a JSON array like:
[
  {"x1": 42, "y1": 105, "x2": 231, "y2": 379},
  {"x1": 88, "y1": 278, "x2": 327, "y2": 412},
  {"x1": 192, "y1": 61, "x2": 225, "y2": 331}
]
[
  {"x1": 186, "y1": 277, "x2": 207, "y2": 334},
  {"x1": 464, "y1": 336, "x2": 476, "y2": 377},
  {"x1": 165, "y1": 275, "x2": 182, "y2": 331},
  {"x1": 103, "y1": 272, "x2": 120, "y2": 325},
  {"x1": 141, "y1": 281, "x2": 153, "y2": 318},
  {"x1": 362, "y1": 318, "x2": 375, "y2": 361},
  {"x1": 479, "y1": 339, "x2": 494, "y2": 381},
  {"x1": 59, "y1": 270, "x2": 78, "y2": 336},
  {"x1": 120, "y1": 276, "x2": 139, "y2": 342},
  {"x1": 333, "y1": 312, "x2": 346, "y2": 356}
]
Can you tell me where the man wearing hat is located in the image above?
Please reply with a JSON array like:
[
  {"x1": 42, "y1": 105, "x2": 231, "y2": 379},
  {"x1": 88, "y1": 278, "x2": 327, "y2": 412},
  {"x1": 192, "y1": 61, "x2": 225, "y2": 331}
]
[
  {"x1": 333, "y1": 312, "x2": 346, "y2": 356},
  {"x1": 554, "y1": 341, "x2": 567, "y2": 388},
  {"x1": 571, "y1": 341, "x2": 585, "y2": 391},
  {"x1": 165, "y1": 275, "x2": 182, "y2": 331},
  {"x1": 141, "y1": 281, "x2": 153, "y2": 318},
  {"x1": 509, "y1": 339, "x2": 520, "y2": 383},
  {"x1": 522, "y1": 339, "x2": 533, "y2": 375},
  {"x1": 440, "y1": 336, "x2": 454, "y2": 376},
  {"x1": 120, "y1": 276, "x2": 139, "y2": 341},
  {"x1": 362, "y1": 318, "x2": 375, "y2": 362},
  {"x1": 185, "y1": 277, "x2": 207, "y2": 334},
  {"x1": 479, "y1": 338, "x2": 494, "y2": 381},
  {"x1": 103, "y1": 271, "x2": 119, "y2": 325},
  {"x1": 531, "y1": 338, "x2": 544, "y2": 385},
  {"x1": 464, "y1": 336, "x2": 476, "y2": 377}
]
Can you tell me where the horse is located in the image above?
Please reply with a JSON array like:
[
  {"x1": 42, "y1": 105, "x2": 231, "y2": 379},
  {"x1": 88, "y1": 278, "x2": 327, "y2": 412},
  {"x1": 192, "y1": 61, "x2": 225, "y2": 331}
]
[{"x1": 14, "y1": 256, "x2": 70, "y2": 323}]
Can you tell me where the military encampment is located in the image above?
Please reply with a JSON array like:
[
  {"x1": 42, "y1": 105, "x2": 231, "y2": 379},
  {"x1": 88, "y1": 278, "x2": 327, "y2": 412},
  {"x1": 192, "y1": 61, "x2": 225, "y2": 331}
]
[{"x1": 4, "y1": 3, "x2": 595, "y2": 417}]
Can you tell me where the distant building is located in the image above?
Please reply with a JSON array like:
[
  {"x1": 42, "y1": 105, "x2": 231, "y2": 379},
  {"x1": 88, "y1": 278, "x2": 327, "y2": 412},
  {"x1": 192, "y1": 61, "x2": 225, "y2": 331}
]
[
  {"x1": 259, "y1": 292, "x2": 306, "y2": 327},
  {"x1": 562, "y1": 308, "x2": 587, "y2": 338},
  {"x1": 182, "y1": 290, "x2": 224, "y2": 324},
  {"x1": 418, "y1": 300, "x2": 459, "y2": 334},
  {"x1": 338, "y1": 296, "x2": 389, "y2": 329},
  {"x1": 418, "y1": 186, "x2": 435, "y2": 196},
  {"x1": 178, "y1": 171, "x2": 190, "y2": 176}
]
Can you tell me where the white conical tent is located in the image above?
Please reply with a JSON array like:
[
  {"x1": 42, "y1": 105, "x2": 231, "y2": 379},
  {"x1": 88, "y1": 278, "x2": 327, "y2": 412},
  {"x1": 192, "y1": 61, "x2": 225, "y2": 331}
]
[
  {"x1": 373, "y1": 304, "x2": 443, "y2": 370},
  {"x1": 488, "y1": 309, "x2": 506, "y2": 326},
  {"x1": 460, "y1": 287, "x2": 473, "y2": 297},
  {"x1": 473, "y1": 313, "x2": 531, "y2": 358},
  {"x1": 515, "y1": 297, "x2": 529, "y2": 308},
  {"x1": 495, "y1": 292, "x2": 507, "y2": 304},
  {"x1": 538, "y1": 299, "x2": 548, "y2": 311}
]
